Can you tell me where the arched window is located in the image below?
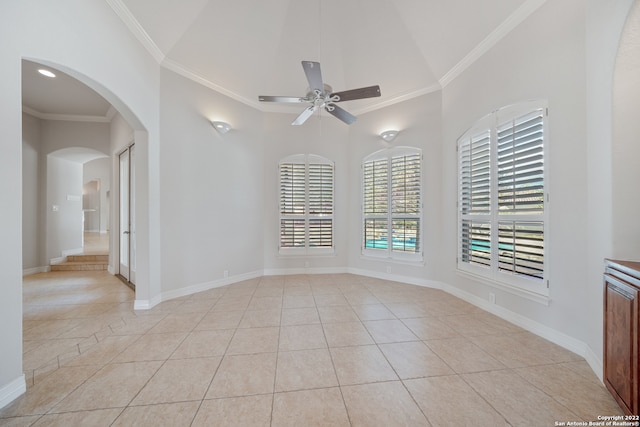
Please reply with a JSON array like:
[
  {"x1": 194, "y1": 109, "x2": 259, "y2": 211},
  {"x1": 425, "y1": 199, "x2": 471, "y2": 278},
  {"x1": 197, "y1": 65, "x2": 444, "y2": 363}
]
[
  {"x1": 457, "y1": 100, "x2": 548, "y2": 296},
  {"x1": 362, "y1": 147, "x2": 422, "y2": 261},
  {"x1": 279, "y1": 154, "x2": 334, "y2": 255}
]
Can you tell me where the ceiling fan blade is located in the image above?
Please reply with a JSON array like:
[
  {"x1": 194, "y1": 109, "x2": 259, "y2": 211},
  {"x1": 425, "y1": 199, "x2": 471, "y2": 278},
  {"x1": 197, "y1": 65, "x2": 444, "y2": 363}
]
[
  {"x1": 325, "y1": 104, "x2": 357, "y2": 125},
  {"x1": 330, "y1": 85, "x2": 381, "y2": 102},
  {"x1": 292, "y1": 106, "x2": 317, "y2": 126},
  {"x1": 301, "y1": 61, "x2": 324, "y2": 94},
  {"x1": 258, "y1": 95, "x2": 306, "y2": 103}
]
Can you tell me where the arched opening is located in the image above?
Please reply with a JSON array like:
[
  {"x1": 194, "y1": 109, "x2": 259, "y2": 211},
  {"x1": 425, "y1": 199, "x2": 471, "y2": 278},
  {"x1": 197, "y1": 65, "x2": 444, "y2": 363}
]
[{"x1": 21, "y1": 58, "x2": 150, "y2": 300}]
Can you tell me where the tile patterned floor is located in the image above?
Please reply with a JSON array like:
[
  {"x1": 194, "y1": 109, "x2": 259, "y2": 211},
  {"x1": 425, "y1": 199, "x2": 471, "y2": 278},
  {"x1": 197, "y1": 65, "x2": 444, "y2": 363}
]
[{"x1": 0, "y1": 271, "x2": 623, "y2": 426}]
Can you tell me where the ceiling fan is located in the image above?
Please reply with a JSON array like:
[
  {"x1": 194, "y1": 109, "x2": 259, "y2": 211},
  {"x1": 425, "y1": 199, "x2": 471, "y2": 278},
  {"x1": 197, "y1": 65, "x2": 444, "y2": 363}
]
[{"x1": 258, "y1": 61, "x2": 381, "y2": 126}]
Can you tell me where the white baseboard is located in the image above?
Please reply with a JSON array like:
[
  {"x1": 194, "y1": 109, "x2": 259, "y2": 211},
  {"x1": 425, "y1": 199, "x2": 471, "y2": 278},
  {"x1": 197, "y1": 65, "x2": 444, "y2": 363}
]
[
  {"x1": 0, "y1": 374, "x2": 25, "y2": 410},
  {"x1": 22, "y1": 266, "x2": 50, "y2": 276},
  {"x1": 263, "y1": 267, "x2": 348, "y2": 276},
  {"x1": 134, "y1": 270, "x2": 264, "y2": 311},
  {"x1": 347, "y1": 267, "x2": 442, "y2": 289},
  {"x1": 128, "y1": 266, "x2": 603, "y2": 381},
  {"x1": 436, "y1": 280, "x2": 602, "y2": 379},
  {"x1": 62, "y1": 247, "x2": 83, "y2": 257}
]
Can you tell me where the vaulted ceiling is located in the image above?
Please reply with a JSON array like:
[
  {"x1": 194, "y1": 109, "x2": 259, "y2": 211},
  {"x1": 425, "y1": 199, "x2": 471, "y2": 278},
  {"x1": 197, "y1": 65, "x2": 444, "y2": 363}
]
[{"x1": 23, "y1": 0, "x2": 537, "y2": 118}]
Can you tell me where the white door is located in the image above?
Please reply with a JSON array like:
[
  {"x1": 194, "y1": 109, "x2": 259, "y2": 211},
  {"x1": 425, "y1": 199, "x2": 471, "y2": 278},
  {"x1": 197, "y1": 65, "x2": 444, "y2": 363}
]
[{"x1": 119, "y1": 145, "x2": 136, "y2": 285}]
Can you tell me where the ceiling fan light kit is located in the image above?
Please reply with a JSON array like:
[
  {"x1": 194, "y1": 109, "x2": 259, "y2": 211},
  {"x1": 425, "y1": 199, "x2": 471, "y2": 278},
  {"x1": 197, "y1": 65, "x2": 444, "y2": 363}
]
[{"x1": 259, "y1": 61, "x2": 381, "y2": 126}]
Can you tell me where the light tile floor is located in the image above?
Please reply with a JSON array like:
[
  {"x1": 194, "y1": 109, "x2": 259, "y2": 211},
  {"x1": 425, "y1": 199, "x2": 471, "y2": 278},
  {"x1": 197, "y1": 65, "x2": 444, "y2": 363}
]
[{"x1": 1, "y1": 272, "x2": 623, "y2": 426}]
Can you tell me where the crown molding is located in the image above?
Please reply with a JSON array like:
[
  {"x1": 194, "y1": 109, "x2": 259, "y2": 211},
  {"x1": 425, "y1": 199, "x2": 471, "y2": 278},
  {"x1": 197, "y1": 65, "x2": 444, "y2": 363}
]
[
  {"x1": 439, "y1": 0, "x2": 548, "y2": 88},
  {"x1": 351, "y1": 84, "x2": 442, "y2": 115},
  {"x1": 22, "y1": 106, "x2": 111, "y2": 123},
  {"x1": 161, "y1": 59, "x2": 261, "y2": 110},
  {"x1": 105, "y1": 0, "x2": 165, "y2": 63},
  {"x1": 108, "y1": 0, "x2": 546, "y2": 114}
]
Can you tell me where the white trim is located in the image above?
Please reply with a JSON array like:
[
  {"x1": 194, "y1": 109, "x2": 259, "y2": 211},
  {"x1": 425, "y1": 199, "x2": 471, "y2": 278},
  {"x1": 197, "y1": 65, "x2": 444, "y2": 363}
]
[
  {"x1": 62, "y1": 248, "x2": 84, "y2": 257},
  {"x1": 124, "y1": 267, "x2": 601, "y2": 381},
  {"x1": 456, "y1": 270, "x2": 550, "y2": 306},
  {"x1": 22, "y1": 106, "x2": 111, "y2": 123},
  {"x1": 439, "y1": 279, "x2": 600, "y2": 379},
  {"x1": 439, "y1": 0, "x2": 549, "y2": 88},
  {"x1": 134, "y1": 270, "x2": 264, "y2": 310},
  {"x1": 347, "y1": 267, "x2": 441, "y2": 289},
  {"x1": 160, "y1": 270, "x2": 263, "y2": 302},
  {"x1": 0, "y1": 374, "x2": 26, "y2": 410},
  {"x1": 264, "y1": 267, "x2": 348, "y2": 276},
  {"x1": 49, "y1": 256, "x2": 64, "y2": 265},
  {"x1": 350, "y1": 84, "x2": 442, "y2": 115},
  {"x1": 105, "y1": 0, "x2": 165, "y2": 63},
  {"x1": 23, "y1": 266, "x2": 50, "y2": 276},
  {"x1": 162, "y1": 59, "x2": 259, "y2": 110}
]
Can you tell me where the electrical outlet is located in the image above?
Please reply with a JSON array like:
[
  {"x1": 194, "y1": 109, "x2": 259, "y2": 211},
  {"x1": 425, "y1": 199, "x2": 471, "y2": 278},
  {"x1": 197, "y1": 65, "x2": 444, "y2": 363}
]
[
  {"x1": 489, "y1": 292, "x2": 496, "y2": 304},
  {"x1": 304, "y1": 261, "x2": 310, "y2": 268},
  {"x1": 386, "y1": 266, "x2": 391, "y2": 273},
  {"x1": 223, "y1": 270, "x2": 229, "y2": 278}
]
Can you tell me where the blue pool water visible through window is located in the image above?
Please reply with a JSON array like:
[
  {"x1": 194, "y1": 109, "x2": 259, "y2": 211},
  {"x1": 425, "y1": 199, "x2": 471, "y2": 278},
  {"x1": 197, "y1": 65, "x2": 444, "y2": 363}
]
[{"x1": 365, "y1": 238, "x2": 417, "y2": 250}]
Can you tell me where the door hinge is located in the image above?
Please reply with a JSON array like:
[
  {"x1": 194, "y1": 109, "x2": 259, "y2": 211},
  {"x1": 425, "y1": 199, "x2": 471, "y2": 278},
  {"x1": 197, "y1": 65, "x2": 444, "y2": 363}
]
[{"x1": 547, "y1": 279, "x2": 550, "y2": 288}]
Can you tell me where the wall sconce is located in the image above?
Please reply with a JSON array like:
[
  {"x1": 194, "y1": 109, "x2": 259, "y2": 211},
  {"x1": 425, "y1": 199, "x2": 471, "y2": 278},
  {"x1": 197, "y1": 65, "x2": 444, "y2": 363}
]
[
  {"x1": 380, "y1": 130, "x2": 399, "y2": 143},
  {"x1": 211, "y1": 121, "x2": 232, "y2": 134}
]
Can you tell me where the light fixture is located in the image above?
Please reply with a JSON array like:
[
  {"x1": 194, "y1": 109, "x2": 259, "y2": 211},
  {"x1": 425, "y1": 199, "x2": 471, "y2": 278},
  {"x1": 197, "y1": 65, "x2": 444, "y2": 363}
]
[
  {"x1": 38, "y1": 69, "x2": 56, "y2": 78},
  {"x1": 211, "y1": 121, "x2": 231, "y2": 135},
  {"x1": 380, "y1": 130, "x2": 399, "y2": 143}
]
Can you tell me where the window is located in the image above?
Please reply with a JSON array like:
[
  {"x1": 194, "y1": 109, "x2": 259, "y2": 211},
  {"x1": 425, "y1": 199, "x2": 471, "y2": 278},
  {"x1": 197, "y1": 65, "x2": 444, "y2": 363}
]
[
  {"x1": 279, "y1": 154, "x2": 334, "y2": 254},
  {"x1": 362, "y1": 147, "x2": 422, "y2": 261},
  {"x1": 458, "y1": 101, "x2": 547, "y2": 295}
]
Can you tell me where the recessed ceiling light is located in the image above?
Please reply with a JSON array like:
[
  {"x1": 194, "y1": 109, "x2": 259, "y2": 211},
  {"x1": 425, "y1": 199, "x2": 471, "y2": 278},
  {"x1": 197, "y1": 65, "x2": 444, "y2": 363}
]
[{"x1": 38, "y1": 69, "x2": 56, "y2": 78}]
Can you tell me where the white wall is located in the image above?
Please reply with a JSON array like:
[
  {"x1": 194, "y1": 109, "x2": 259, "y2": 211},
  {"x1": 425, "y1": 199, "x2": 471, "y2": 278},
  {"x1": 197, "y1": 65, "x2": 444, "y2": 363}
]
[
  {"x1": 438, "y1": 0, "x2": 635, "y2": 375},
  {"x1": 84, "y1": 157, "x2": 111, "y2": 233},
  {"x1": 46, "y1": 156, "x2": 83, "y2": 261},
  {"x1": 585, "y1": 0, "x2": 634, "y2": 369},
  {"x1": 262, "y1": 112, "x2": 350, "y2": 273},
  {"x1": 1, "y1": 0, "x2": 161, "y2": 406},
  {"x1": 40, "y1": 120, "x2": 109, "y2": 156},
  {"x1": 22, "y1": 113, "x2": 45, "y2": 271},
  {"x1": 158, "y1": 68, "x2": 265, "y2": 294},
  {"x1": 612, "y1": 0, "x2": 640, "y2": 261}
]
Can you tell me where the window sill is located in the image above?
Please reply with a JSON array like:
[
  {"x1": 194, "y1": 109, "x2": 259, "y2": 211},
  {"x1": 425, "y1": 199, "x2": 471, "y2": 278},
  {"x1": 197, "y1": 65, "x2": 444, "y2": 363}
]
[
  {"x1": 278, "y1": 249, "x2": 336, "y2": 258},
  {"x1": 455, "y1": 269, "x2": 551, "y2": 306},
  {"x1": 360, "y1": 254, "x2": 424, "y2": 267}
]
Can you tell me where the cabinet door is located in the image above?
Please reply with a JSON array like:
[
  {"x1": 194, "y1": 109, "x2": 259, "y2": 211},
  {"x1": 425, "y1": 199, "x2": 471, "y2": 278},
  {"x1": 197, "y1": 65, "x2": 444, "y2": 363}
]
[{"x1": 604, "y1": 274, "x2": 638, "y2": 415}]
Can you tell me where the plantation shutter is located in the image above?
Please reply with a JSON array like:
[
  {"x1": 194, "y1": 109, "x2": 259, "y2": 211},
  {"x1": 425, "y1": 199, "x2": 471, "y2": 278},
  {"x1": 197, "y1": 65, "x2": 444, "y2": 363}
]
[
  {"x1": 496, "y1": 109, "x2": 544, "y2": 215},
  {"x1": 363, "y1": 159, "x2": 389, "y2": 250},
  {"x1": 279, "y1": 155, "x2": 334, "y2": 252},
  {"x1": 308, "y1": 162, "x2": 333, "y2": 247},
  {"x1": 460, "y1": 130, "x2": 491, "y2": 216},
  {"x1": 457, "y1": 102, "x2": 547, "y2": 294},
  {"x1": 280, "y1": 162, "x2": 306, "y2": 248},
  {"x1": 459, "y1": 129, "x2": 492, "y2": 266},
  {"x1": 496, "y1": 108, "x2": 545, "y2": 279},
  {"x1": 391, "y1": 154, "x2": 421, "y2": 253},
  {"x1": 362, "y1": 148, "x2": 422, "y2": 259}
]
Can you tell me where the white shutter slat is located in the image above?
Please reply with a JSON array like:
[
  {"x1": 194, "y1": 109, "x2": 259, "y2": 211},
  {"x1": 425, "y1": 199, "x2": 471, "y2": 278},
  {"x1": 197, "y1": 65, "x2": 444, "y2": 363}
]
[
  {"x1": 460, "y1": 130, "x2": 491, "y2": 215},
  {"x1": 498, "y1": 221, "x2": 544, "y2": 279},
  {"x1": 460, "y1": 220, "x2": 491, "y2": 267},
  {"x1": 497, "y1": 109, "x2": 544, "y2": 215},
  {"x1": 279, "y1": 156, "x2": 334, "y2": 251}
]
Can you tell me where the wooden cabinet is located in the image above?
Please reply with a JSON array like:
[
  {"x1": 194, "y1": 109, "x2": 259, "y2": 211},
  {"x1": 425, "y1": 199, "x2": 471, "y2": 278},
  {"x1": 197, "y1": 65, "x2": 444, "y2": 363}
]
[{"x1": 604, "y1": 259, "x2": 640, "y2": 415}]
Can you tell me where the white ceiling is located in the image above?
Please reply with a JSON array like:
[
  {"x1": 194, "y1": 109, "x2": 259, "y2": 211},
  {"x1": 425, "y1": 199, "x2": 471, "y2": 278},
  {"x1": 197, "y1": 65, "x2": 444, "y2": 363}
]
[{"x1": 22, "y1": 0, "x2": 539, "y2": 118}]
